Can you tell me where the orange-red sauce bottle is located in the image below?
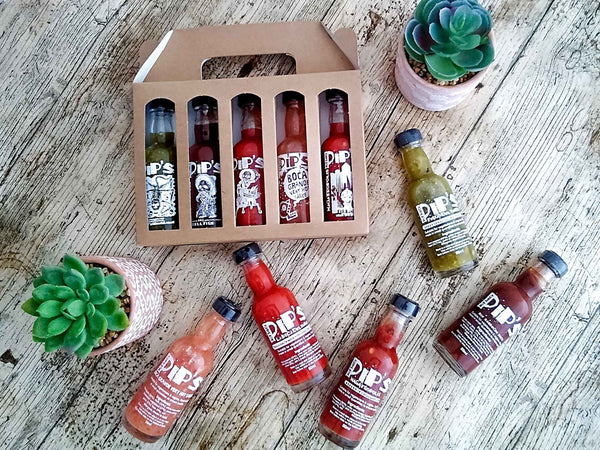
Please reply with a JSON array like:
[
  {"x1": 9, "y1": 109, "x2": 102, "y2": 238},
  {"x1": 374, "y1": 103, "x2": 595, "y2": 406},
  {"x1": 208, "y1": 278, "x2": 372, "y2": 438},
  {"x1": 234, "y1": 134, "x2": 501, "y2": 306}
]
[
  {"x1": 322, "y1": 89, "x2": 354, "y2": 221},
  {"x1": 233, "y1": 242, "x2": 330, "y2": 392},
  {"x1": 434, "y1": 250, "x2": 568, "y2": 377},
  {"x1": 122, "y1": 297, "x2": 240, "y2": 442},
  {"x1": 234, "y1": 94, "x2": 265, "y2": 226},
  {"x1": 278, "y1": 91, "x2": 310, "y2": 224},
  {"x1": 319, "y1": 294, "x2": 419, "y2": 448}
]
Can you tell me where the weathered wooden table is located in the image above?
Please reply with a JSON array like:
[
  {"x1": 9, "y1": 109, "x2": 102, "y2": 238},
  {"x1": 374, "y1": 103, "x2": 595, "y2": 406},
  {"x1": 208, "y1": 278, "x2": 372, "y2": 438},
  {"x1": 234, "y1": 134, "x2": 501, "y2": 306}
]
[{"x1": 1, "y1": 0, "x2": 598, "y2": 448}]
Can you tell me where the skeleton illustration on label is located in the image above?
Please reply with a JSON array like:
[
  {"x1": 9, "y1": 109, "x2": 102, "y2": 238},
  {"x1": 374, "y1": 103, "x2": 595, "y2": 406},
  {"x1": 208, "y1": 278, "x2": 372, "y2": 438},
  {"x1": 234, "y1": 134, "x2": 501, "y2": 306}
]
[
  {"x1": 190, "y1": 159, "x2": 220, "y2": 227},
  {"x1": 145, "y1": 160, "x2": 177, "y2": 226},
  {"x1": 278, "y1": 152, "x2": 309, "y2": 222},
  {"x1": 236, "y1": 168, "x2": 263, "y2": 215}
]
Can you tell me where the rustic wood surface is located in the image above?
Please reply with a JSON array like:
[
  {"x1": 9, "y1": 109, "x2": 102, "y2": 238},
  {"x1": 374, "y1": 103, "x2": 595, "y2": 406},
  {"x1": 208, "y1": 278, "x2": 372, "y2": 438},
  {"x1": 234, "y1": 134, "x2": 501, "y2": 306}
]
[{"x1": 1, "y1": 0, "x2": 598, "y2": 449}]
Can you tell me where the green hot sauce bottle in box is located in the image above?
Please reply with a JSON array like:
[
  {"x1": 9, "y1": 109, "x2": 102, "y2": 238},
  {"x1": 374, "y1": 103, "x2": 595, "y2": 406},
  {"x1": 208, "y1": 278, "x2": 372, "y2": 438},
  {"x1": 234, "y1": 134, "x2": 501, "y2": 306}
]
[
  {"x1": 145, "y1": 99, "x2": 179, "y2": 231},
  {"x1": 394, "y1": 129, "x2": 477, "y2": 277}
]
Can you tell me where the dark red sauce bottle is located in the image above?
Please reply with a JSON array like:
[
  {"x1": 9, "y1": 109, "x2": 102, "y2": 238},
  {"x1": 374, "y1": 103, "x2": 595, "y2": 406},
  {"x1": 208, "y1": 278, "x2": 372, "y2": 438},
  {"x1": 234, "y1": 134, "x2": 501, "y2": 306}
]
[
  {"x1": 233, "y1": 242, "x2": 330, "y2": 392},
  {"x1": 434, "y1": 250, "x2": 568, "y2": 377},
  {"x1": 234, "y1": 94, "x2": 265, "y2": 226},
  {"x1": 319, "y1": 294, "x2": 419, "y2": 448},
  {"x1": 321, "y1": 89, "x2": 354, "y2": 221}
]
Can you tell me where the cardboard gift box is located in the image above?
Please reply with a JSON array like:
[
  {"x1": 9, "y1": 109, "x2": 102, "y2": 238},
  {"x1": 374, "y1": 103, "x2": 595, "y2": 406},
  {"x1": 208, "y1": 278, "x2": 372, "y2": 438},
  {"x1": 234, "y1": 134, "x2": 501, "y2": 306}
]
[{"x1": 133, "y1": 21, "x2": 369, "y2": 245}]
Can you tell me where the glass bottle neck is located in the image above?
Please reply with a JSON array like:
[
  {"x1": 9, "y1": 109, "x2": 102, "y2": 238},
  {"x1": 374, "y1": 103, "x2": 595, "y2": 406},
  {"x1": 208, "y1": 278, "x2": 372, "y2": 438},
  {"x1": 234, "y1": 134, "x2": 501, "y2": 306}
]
[
  {"x1": 192, "y1": 310, "x2": 231, "y2": 350},
  {"x1": 373, "y1": 306, "x2": 412, "y2": 349},
  {"x1": 240, "y1": 257, "x2": 276, "y2": 296},
  {"x1": 194, "y1": 105, "x2": 211, "y2": 144},
  {"x1": 514, "y1": 261, "x2": 556, "y2": 300},
  {"x1": 399, "y1": 140, "x2": 433, "y2": 181},
  {"x1": 241, "y1": 104, "x2": 262, "y2": 139},
  {"x1": 284, "y1": 100, "x2": 306, "y2": 138},
  {"x1": 149, "y1": 107, "x2": 175, "y2": 146},
  {"x1": 328, "y1": 99, "x2": 349, "y2": 136}
]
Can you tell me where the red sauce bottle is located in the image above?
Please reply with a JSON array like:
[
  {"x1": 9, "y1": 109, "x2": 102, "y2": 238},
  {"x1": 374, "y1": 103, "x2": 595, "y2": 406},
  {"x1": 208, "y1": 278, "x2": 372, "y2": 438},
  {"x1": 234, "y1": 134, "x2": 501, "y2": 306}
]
[
  {"x1": 189, "y1": 97, "x2": 221, "y2": 228},
  {"x1": 319, "y1": 294, "x2": 419, "y2": 448},
  {"x1": 434, "y1": 250, "x2": 568, "y2": 377},
  {"x1": 233, "y1": 242, "x2": 330, "y2": 392},
  {"x1": 122, "y1": 297, "x2": 240, "y2": 442},
  {"x1": 278, "y1": 91, "x2": 310, "y2": 224},
  {"x1": 322, "y1": 89, "x2": 354, "y2": 221},
  {"x1": 234, "y1": 94, "x2": 265, "y2": 226}
]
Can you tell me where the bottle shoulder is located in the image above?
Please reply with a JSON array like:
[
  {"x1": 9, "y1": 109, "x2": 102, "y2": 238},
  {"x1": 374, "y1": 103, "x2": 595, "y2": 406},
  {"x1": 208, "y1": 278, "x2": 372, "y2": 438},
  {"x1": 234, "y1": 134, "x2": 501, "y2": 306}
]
[
  {"x1": 322, "y1": 135, "x2": 350, "y2": 151},
  {"x1": 146, "y1": 144, "x2": 175, "y2": 160},
  {"x1": 234, "y1": 138, "x2": 263, "y2": 156},
  {"x1": 407, "y1": 174, "x2": 452, "y2": 203},
  {"x1": 487, "y1": 282, "x2": 533, "y2": 319},
  {"x1": 277, "y1": 137, "x2": 307, "y2": 155}
]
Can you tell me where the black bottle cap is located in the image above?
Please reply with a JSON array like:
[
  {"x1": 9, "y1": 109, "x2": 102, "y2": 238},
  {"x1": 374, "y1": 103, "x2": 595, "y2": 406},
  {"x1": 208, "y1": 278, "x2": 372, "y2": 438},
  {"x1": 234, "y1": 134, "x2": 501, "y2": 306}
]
[
  {"x1": 232, "y1": 242, "x2": 262, "y2": 265},
  {"x1": 238, "y1": 93, "x2": 261, "y2": 107},
  {"x1": 282, "y1": 91, "x2": 304, "y2": 104},
  {"x1": 191, "y1": 96, "x2": 217, "y2": 110},
  {"x1": 391, "y1": 294, "x2": 419, "y2": 318},
  {"x1": 394, "y1": 128, "x2": 422, "y2": 149},
  {"x1": 325, "y1": 89, "x2": 347, "y2": 102},
  {"x1": 212, "y1": 296, "x2": 241, "y2": 322},
  {"x1": 147, "y1": 98, "x2": 174, "y2": 111},
  {"x1": 538, "y1": 250, "x2": 568, "y2": 278}
]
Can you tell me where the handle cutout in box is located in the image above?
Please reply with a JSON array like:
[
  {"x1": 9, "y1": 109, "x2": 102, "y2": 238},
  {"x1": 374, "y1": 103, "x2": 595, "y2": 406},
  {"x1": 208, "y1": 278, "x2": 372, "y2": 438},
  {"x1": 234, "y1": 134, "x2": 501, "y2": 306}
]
[{"x1": 202, "y1": 54, "x2": 296, "y2": 80}]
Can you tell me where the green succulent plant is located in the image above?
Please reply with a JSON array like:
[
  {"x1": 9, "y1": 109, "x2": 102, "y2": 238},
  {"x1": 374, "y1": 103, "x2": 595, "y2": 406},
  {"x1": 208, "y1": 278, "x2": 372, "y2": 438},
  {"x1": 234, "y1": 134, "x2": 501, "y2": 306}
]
[
  {"x1": 21, "y1": 254, "x2": 130, "y2": 359},
  {"x1": 404, "y1": 0, "x2": 494, "y2": 81}
]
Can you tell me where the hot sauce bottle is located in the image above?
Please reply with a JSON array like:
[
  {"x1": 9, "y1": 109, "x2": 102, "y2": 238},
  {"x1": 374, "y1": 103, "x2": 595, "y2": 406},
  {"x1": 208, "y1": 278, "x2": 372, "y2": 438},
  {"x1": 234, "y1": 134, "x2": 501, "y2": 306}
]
[
  {"x1": 234, "y1": 94, "x2": 265, "y2": 226},
  {"x1": 394, "y1": 128, "x2": 478, "y2": 277},
  {"x1": 233, "y1": 242, "x2": 330, "y2": 392},
  {"x1": 278, "y1": 91, "x2": 310, "y2": 224},
  {"x1": 189, "y1": 97, "x2": 221, "y2": 228},
  {"x1": 319, "y1": 294, "x2": 419, "y2": 448},
  {"x1": 434, "y1": 250, "x2": 568, "y2": 377},
  {"x1": 145, "y1": 99, "x2": 179, "y2": 230},
  {"x1": 322, "y1": 89, "x2": 354, "y2": 221},
  {"x1": 122, "y1": 297, "x2": 240, "y2": 442}
]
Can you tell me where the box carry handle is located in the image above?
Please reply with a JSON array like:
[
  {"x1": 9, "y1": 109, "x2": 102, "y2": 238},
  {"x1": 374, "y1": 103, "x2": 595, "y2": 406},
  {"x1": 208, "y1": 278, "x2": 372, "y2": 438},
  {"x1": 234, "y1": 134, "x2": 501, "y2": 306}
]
[{"x1": 138, "y1": 22, "x2": 357, "y2": 83}]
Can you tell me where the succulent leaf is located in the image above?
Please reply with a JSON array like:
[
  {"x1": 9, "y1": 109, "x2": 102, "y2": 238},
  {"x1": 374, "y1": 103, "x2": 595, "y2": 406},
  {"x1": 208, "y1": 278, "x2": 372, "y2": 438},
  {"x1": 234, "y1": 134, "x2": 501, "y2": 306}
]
[
  {"x1": 55, "y1": 286, "x2": 76, "y2": 300},
  {"x1": 64, "y1": 269, "x2": 86, "y2": 291},
  {"x1": 44, "y1": 334, "x2": 64, "y2": 352},
  {"x1": 107, "y1": 309, "x2": 129, "y2": 332},
  {"x1": 37, "y1": 300, "x2": 63, "y2": 318},
  {"x1": 63, "y1": 254, "x2": 88, "y2": 274},
  {"x1": 89, "y1": 312, "x2": 108, "y2": 339},
  {"x1": 76, "y1": 289, "x2": 90, "y2": 302},
  {"x1": 63, "y1": 322, "x2": 87, "y2": 350},
  {"x1": 104, "y1": 274, "x2": 125, "y2": 297},
  {"x1": 86, "y1": 303, "x2": 96, "y2": 317},
  {"x1": 405, "y1": 0, "x2": 494, "y2": 81},
  {"x1": 66, "y1": 299, "x2": 86, "y2": 317},
  {"x1": 85, "y1": 268, "x2": 104, "y2": 288},
  {"x1": 89, "y1": 284, "x2": 109, "y2": 305},
  {"x1": 32, "y1": 284, "x2": 56, "y2": 302},
  {"x1": 22, "y1": 298, "x2": 39, "y2": 316},
  {"x1": 33, "y1": 276, "x2": 46, "y2": 288},
  {"x1": 98, "y1": 297, "x2": 120, "y2": 317},
  {"x1": 74, "y1": 343, "x2": 94, "y2": 359},
  {"x1": 33, "y1": 317, "x2": 53, "y2": 339},
  {"x1": 48, "y1": 316, "x2": 72, "y2": 336},
  {"x1": 41, "y1": 266, "x2": 65, "y2": 285}
]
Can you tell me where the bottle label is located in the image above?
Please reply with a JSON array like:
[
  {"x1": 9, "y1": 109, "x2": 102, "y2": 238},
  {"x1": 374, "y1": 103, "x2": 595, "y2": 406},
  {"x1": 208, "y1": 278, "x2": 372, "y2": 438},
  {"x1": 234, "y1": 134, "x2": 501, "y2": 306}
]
[
  {"x1": 190, "y1": 159, "x2": 221, "y2": 227},
  {"x1": 259, "y1": 305, "x2": 327, "y2": 378},
  {"x1": 130, "y1": 353, "x2": 203, "y2": 430},
  {"x1": 234, "y1": 156, "x2": 264, "y2": 217},
  {"x1": 146, "y1": 160, "x2": 177, "y2": 226},
  {"x1": 323, "y1": 149, "x2": 353, "y2": 219},
  {"x1": 278, "y1": 152, "x2": 309, "y2": 222},
  {"x1": 326, "y1": 356, "x2": 391, "y2": 434},
  {"x1": 450, "y1": 292, "x2": 523, "y2": 364},
  {"x1": 415, "y1": 193, "x2": 472, "y2": 257}
]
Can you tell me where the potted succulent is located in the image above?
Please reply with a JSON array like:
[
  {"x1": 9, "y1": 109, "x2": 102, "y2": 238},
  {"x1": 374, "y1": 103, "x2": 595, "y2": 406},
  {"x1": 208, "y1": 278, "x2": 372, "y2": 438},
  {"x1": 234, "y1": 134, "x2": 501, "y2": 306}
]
[
  {"x1": 396, "y1": 0, "x2": 495, "y2": 111},
  {"x1": 21, "y1": 254, "x2": 163, "y2": 358}
]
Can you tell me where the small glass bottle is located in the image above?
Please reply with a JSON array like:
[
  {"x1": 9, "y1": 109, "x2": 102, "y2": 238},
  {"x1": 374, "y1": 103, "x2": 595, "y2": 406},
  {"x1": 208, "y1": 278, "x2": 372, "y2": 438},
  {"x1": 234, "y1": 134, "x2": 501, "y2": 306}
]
[
  {"x1": 189, "y1": 97, "x2": 221, "y2": 228},
  {"x1": 278, "y1": 91, "x2": 310, "y2": 224},
  {"x1": 123, "y1": 297, "x2": 240, "y2": 442},
  {"x1": 322, "y1": 89, "x2": 354, "y2": 221},
  {"x1": 145, "y1": 99, "x2": 178, "y2": 230},
  {"x1": 319, "y1": 294, "x2": 419, "y2": 448},
  {"x1": 394, "y1": 128, "x2": 477, "y2": 277},
  {"x1": 434, "y1": 250, "x2": 568, "y2": 377},
  {"x1": 234, "y1": 94, "x2": 265, "y2": 226},
  {"x1": 233, "y1": 242, "x2": 330, "y2": 392}
]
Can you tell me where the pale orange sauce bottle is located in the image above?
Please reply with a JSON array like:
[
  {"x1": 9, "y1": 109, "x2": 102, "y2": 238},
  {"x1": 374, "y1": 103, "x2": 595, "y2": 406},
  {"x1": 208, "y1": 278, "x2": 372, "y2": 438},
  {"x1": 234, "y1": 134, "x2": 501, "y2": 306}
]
[{"x1": 122, "y1": 297, "x2": 240, "y2": 442}]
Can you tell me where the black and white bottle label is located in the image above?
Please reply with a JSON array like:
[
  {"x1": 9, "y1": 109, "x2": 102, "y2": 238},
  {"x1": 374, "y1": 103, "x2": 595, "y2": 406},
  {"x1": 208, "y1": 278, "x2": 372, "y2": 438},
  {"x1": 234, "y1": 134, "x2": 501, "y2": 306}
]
[{"x1": 146, "y1": 160, "x2": 176, "y2": 226}]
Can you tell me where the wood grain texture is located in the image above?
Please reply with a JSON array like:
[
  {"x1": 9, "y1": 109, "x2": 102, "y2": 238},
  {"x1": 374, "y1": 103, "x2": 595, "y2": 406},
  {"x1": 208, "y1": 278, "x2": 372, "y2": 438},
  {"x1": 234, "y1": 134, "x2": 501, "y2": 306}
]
[{"x1": 0, "y1": 0, "x2": 598, "y2": 449}]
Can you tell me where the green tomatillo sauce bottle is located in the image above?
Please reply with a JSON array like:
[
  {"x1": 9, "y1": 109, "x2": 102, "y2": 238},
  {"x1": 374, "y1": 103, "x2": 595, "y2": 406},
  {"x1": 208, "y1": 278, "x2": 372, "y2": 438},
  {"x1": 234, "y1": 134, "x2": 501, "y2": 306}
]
[{"x1": 395, "y1": 129, "x2": 477, "y2": 277}]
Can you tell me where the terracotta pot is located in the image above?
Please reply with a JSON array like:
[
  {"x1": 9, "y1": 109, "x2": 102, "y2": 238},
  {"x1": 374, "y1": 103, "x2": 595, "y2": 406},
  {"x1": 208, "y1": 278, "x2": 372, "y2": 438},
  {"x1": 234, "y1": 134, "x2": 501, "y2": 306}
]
[
  {"x1": 81, "y1": 256, "x2": 163, "y2": 356},
  {"x1": 395, "y1": 32, "x2": 493, "y2": 111}
]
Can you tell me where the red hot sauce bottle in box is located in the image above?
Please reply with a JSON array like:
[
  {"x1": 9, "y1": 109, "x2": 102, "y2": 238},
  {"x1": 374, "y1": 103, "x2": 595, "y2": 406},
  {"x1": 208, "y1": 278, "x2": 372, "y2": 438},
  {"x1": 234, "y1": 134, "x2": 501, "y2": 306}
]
[
  {"x1": 189, "y1": 97, "x2": 221, "y2": 228},
  {"x1": 234, "y1": 94, "x2": 265, "y2": 226},
  {"x1": 322, "y1": 89, "x2": 354, "y2": 221},
  {"x1": 278, "y1": 91, "x2": 310, "y2": 224},
  {"x1": 434, "y1": 250, "x2": 568, "y2": 377},
  {"x1": 233, "y1": 242, "x2": 330, "y2": 392},
  {"x1": 319, "y1": 295, "x2": 419, "y2": 448},
  {"x1": 122, "y1": 297, "x2": 240, "y2": 443}
]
